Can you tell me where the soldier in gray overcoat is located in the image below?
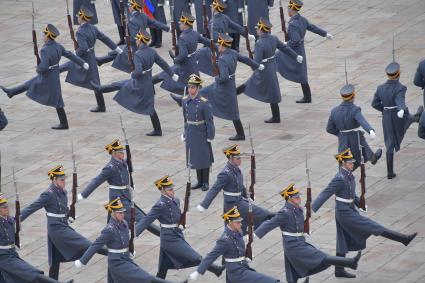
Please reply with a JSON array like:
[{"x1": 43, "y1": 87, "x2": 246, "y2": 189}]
[
  {"x1": 327, "y1": 82, "x2": 382, "y2": 170},
  {"x1": 61, "y1": 5, "x2": 122, "y2": 112},
  {"x1": 135, "y1": 176, "x2": 224, "y2": 279},
  {"x1": 312, "y1": 149, "x2": 417, "y2": 278},
  {"x1": 246, "y1": 0, "x2": 273, "y2": 34},
  {"x1": 193, "y1": 0, "x2": 212, "y2": 36},
  {"x1": 189, "y1": 206, "x2": 281, "y2": 283},
  {"x1": 93, "y1": 30, "x2": 177, "y2": 136},
  {"x1": 199, "y1": 34, "x2": 263, "y2": 140},
  {"x1": 20, "y1": 166, "x2": 108, "y2": 280},
  {"x1": 0, "y1": 108, "x2": 7, "y2": 131},
  {"x1": 78, "y1": 139, "x2": 161, "y2": 236},
  {"x1": 173, "y1": 0, "x2": 191, "y2": 36},
  {"x1": 73, "y1": 0, "x2": 98, "y2": 25},
  {"x1": 150, "y1": 0, "x2": 167, "y2": 48},
  {"x1": 197, "y1": 145, "x2": 274, "y2": 234},
  {"x1": 110, "y1": 0, "x2": 128, "y2": 44},
  {"x1": 0, "y1": 195, "x2": 73, "y2": 283},
  {"x1": 74, "y1": 198, "x2": 185, "y2": 283},
  {"x1": 223, "y1": 0, "x2": 243, "y2": 51},
  {"x1": 419, "y1": 112, "x2": 425, "y2": 139},
  {"x1": 276, "y1": 0, "x2": 332, "y2": 103},
  {"x1": 371, "y1": 61, "x2": 423, "y2": 178},
  {"x1": 182, "y1": 75, "x2": 215, "y2": 191},
  {"x1": 255, "y1": 184, "x2": 361, "y2": 283},
  {"x1": 1, "y1": 24, "x2": 88, "y2": 130},
  {"x1": 237, "y1": 18, "x2": 301, "y2": 123},
  {"x1": 413, "y1": 58, "x2": 425, "y2": 106}
]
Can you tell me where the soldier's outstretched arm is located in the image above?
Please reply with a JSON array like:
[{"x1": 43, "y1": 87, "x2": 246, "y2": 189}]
[
  {"x1": 371, "y1": 89, "x2": 383, "y2": 112},
  {"x1": 394, "y1": 85, "x2": 407, "y2": 111},
  {"x1": 20, "y1": 192, "x2": 52, "y2": 222},
  {"x1": 95, "y1": 27, "x2": 118, "y2": 52},
  {"x1": 79, "y1": 227, "x2": 113, "y2": 265},
  {"x1": 200, "y1": 171, "x2": 229, "y2": 209},
  {"x1": 196, "y1": 238, "x2": 227, "y2": 275},
  {"x1": 62, "y1": 46, "x2": 86, "y2": 68},
  {"x1": 147, "y1": 17, "x2": 171, "y2": 32},
  {"x1": 311, "y1": 177, "x2": 343, "y2": 213},
  {"x1": 255, "y1": 209, "x2": 287, "y2": 239},
  {"x1": 227, "y1": 16, "x2": 244, "y2": 36},
  {"x1": 135, "y1": 203, "x2": 162, "y2": 237},
  {"x1": 237, "y1": 53, "x2": 260, "y2": 70},
  {"x1": 204, "y1": 102, "x2": 215, "y2": 140},
  {"x1": 306, "y1": 20, "x2": 327, "y2": 37},
  {"x1": 198, "y1": 34, "x2": 211, "y2": 46},
  {"x1": 353, "y1": 108, "x2": 373, "y2": 133},
  {"x1": 155, "y1": 52, "x2": 174, "y2": 78},
  {"x1": 80, "y1": 166, "x2": 113, "y2": 199},
  {"x1": 276, "y1": 38, "x2": 298, "y2": 60}
]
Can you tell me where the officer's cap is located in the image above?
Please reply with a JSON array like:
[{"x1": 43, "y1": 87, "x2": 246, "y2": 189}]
[
  {"x1": 385, "y1": 62, "x2": 400, "y2": 80},
  {"x1": 78, "y1": 5, "x2": 94, "y2": 20},
  {"x1": 180, "y1": 12, "x2": 195, "y2": 26},
  {"x1": 217, "y1": 33, "x2": 233, "y2": 47},
  {"x1": 48, "y1": 165, "x2": 66, "y2": 180},
  {"x1": 154, "y1": 175, "x2": 174, "y2": 190},
  {"x1": 188, "y1": 74, "x2": 203, "y2": 86},
  {"x1": 135, "y1": 29, "x2": 151, "y2": 43},
  {"x1": 288, "y1": 0, "x2": 303, "y2": 11},
  {"x1": 335, "y1": 148, "x2": 355, "y2": 163},
  {"x1": 129, "y1": 0, "x2": 144, "y2": 10},
  {"x1": 223, "y1": 144, "x2": 241, "y2": 158},
  {"x1": 279, "y1": 183, "x2": 301, "y2": 200},
  {"x1": 43, "y1": 24, "x2": 60, "y2": 40},
  {"x1": 104, "y1": 197, "x2": 126, "y2": 213},
  {"x1": 340, "y1": 84, "x2": 356, "y2": 101},
  {"x1": 212, "y1": 0, "x2": 227, "y2": 12},
  {"x1": 222, "y1": 206, "x2": 243, "y2": 222},
  {"x1": 105, "y1": 139, "x2": 125, "y2": 154},
  {"x1": 0, "y1": 194, "x2": 8, "y2": 208},
  {"x1": 257, "y1": 17, "x2": 272, "y2": 33}
]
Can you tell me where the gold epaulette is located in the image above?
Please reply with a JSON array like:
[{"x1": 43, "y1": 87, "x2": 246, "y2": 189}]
[{"x1": 200, "y1": 96, "x2": 208, "y2": 102}]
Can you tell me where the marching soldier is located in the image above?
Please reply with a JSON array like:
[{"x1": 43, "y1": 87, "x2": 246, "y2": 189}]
[
  {"x1": 77, "y1": 139, "x2": 161, "y2": 235},
  {"x1": 312, "y1": 149, "x2": 417, "y2": 278},
  {"x1": 0, "y1": 24, "x2": 88, "y2": 130},
  {"x1": 0, "y1": 107, "x2": 7, "y2": 131},
  {"x1": 110, "y1": 0, "x2": 128, "y2": 45},
  {"x1": 135, "y1": 176, "x2": 224, "y2": 279},
  {"x1": 182, "y1": 75, "x2": 215, "y2": 191},
  {"x1": 199, "y1": 34, "x2": 263, "y2": 140},
  {"x1": 61, "y1": 5, "x2": 122, "y2": 113},
  {"x1": 223, "y1": 0, "x2": 244, "y2": 51},
  {"x1": 419, "y1": 112, "x2": 425, "y2": 139},
  {"x1": 0, "y1": 194, "x2": 73, "y2": 283},
  {"x1": 276, "y1": 0, "x2": 333, "y2": 103},
  {"x1": 254, "y1": 184, "x2": 361, "y2": 283},
  {"x1": 150, "y1": 0, "x2": 167, "y2": 48},
  {"x1": 75, "y1": 198, "x2": 186, "y2": 283},
  {"x1": 193, "y1": 0, "x2": 212, "y2": 35},
  {"x1": 173, "y1": 0, "x2": 191, "y2": 36},
  {"x1": 327, "y1": 81, "x2": 382, "y2": 170},
  {"x1": 413, "y1": 58, "x2": 425, "y2": 106},
  {"x1": 246, "y1": 0, "x2": 273, "y2": 35},
  {"x1": 93, "y1": 30, "x2": 178, "y2": 136},
  {"x1": 155, "y1": 12, "x2": 210, "y2": 95},
  {"x1": 371, "y1": 59, "x2": 424, "y2": 179},
  {"x1": 197, "y1": 145, "x2": 274, "y2": 234},
  {"x1": 188, "y1": 206, "x2": 281, "y2": 282},
  {"x1": 73, "y1": 0, "x2": 98, "y2": 25},
  {"x1": 237, "y1": 18, "x2": 302, "y2": 123},
  {"x1": 20, "y1": 166, "x2": 108, "y2": 280}
]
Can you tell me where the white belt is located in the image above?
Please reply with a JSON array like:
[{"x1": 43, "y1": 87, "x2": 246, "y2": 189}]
[
  {"x1": 223, "y1": 192, "x2": 241, "y2": 196},
  {"x1": 335, "y1": 196, "x2": 354, "y2": 203},
  {"x1": 224, "y1": 256, "x2": 245, "y2": 263},
  {"x1": 108, "y1": 248, "x2": 129, "y2": 253},
  {"x1": 160, "y1": 223, "x2": 178, "y2": 228},
  {"x1": 142, "y1": 67, "x2": 153, "y2": 74},
  {"x1": 48, "y1": 64, "x2": 59, "y2": 70},
  {"x1": 228, "y1": 73, "x2": 235, "y2": 79},
  {"x1": 110, "y1": 185, "x2": 128, "y2": 190},
  {"x1": 187, "y1": 51, "x2": 196, "y2": 58},
  {"x1": 87, "y1": 47, "x2": 95, "y2": 52},
  {"x1": 282, "y1": 231, "x2": 304, "y2": 237},
  {"x1": 46, "y1": 212, "x2": 67, "y2": 218},
  {"x1": 384, "y1": 106, "x2": 397, "y2": 110},
  {"x1": 0, "y1": 244, "x2": 15, "y2": 249},
  {"x1": 261, "y1": 55, "x2": 275, "y2": 63},
  {"x1": 187, "y1": 120, "x2": 205, "y2": 125},
  {"x1": 339, "y1": 127, "x2": 361, "y2": 133},
  {"x1": 158, "y1": 3, "x2": 164, "y2": 6}
]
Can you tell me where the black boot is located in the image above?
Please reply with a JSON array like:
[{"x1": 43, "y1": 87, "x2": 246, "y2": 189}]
[
  {"x1": 207, "y1": 263, "x2": 225, "y2": 277},
  {"x1": 155, "y1": 29, "x2": 163, "y2": 48},
  {"x1": 381, "y1": 229, "x2": 417, "y2": 246},
  {"x1": 386, "y1": 152, "x2": 396, "y2": 179},
  {"x1": 191, "y1": 169, "x2": 203, "y2": 190},
  {"x1": 90, "y1": 81, "x2": 120, "y2": 93},
  {"x1": 36, "y1": 274, "x2": 73, "y2": 283},
  {"x1": 202, "y1": 168, "x2": 210, "y2": 191},
  {"x1": 334, "y1": 253, "x2": 356, "y2": 278},
  {"x1": 264, "y1": 103, "x2": 281, "y2": 123},
  {"x1": 370, "y1": 148, "x2": 382, "y2": 165},
  {"x1": 236, "y1": 83, "x2": 246, "y2": 96},
  {"x1": 151, "y1": 278, "x2": 187, "y2": 283},
  {"x1": 147, "y1": 111, "x2": 162, "y2": 136},
  {"x1": 52, "y1": 108, "x2": 69, "y2": 130},
  {"x1": 116, "y1": 25, "x2": 125, "y2": 45},
  {"x1": 156, "y1": 265, "x2": 168, "y2": 279},
  {"x1": 413, "y1": 106, "x2": 424, "y2": 122},
  {"x1": 149, "y1": 28, "x2": 157, "y2": 47},
  {"x1": 90, "y1": 90, "x2": 106, "y2": 112},
  {"x1": 230, "y1": 33, "x2": 240, "y2": 52},
  {"x1": 297, "y1": 83, "x2": 312, "y2": 103},
  {"x1": 324, "y1": 251, "x2": 361, "y2": 270},
  {"x1": 229, "y1": 120, "x2": 245, "y2": 141},
  {"x1": 170, "y1": 93, "x2": 183, "y2": 107},
  {"x1": 48, "y1": 263, "x2": 60, "y2": 280},
  {"x1": 1, "y1": 84, "x2": 28, "y2": 98}
]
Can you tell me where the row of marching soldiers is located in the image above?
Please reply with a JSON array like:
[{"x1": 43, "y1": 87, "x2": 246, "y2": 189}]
[{"x1": 0, "y1": 138, "x2": 418, "y2": 282}]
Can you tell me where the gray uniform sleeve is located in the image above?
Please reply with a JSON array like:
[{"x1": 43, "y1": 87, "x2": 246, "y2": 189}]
[
  {"x1": 200, "y1": 171, "x2": 229, "y2": 209},
  {"x1": 353, "y1": 107, "x2": 373, "y2": 132},
  {"x1": 198, "y1": 34, "x2": 211, "y2": 46},
  {"x1": 131, "y1": 53, "x2": 144, "y2": 79},
  {"x1": 155, "y1": 51, "x2": 174, "y2": 77},
  {"x1": 75, "y1": 31, "x2": 90, "y2": 57},
  {"x1": 35, "y1": 48, "x2": 50, "y2": 73},
  {"x1": 413, "y1": 63, "x2": 425, "y2": 88},
  {"x1": 215, "y1": 59, "x2": 231, "y2": 83},
  {"x1": 81, "y1": 165, "x2": 113, "y2": 198},
  {"x1": 21, "y1": 191, "x2": 52, "y2": 222},
  {"x1": 276, "y1": 38, "x2": 298, "y2": 59},
  {"x1": 80, "y1": 227, "x2": 113, "y2": 265},
  {"x1": 255, "y1": 209, "x2": 287, "y2": 238},
  {"x1": 174, "y1": 38, "x2": 189, "y2": 64},
  {"x1": 312, "y1": 177, "x2": 343, "y2": 213},
  {"x1": 197, "y1": 238, "x2": 227, "y2": 274},
  {"x1": 237, "y1": 53, "x2": 260, "y2": 70},
  {"x1": 287, "y1": 25, "x2": 302, "y2": 48},
  {"x1": 147, "y1": 17, "x2": 170, "y2": 31},
  {"x1": 96, "y1": 26, "x2": 118, "y2": 51},
  {"x1": 306, "y1": 20, "x2": 327, "y2": 37},
  {"x1": 326, "y1": 112, "x2": 339, "y2": 136},
  {"x1": 204, "y1": 102, "x2": 215, "y2": 140},
  {"x1": 226, "y1": 15, "x2": 244, "y2": 35},
  {"x1": 62, "y1": 46, "x2": 86, "y2": 67},
  {"x1": 135, "y1": 203, "x2": 162, "y2": 237},
  {"x1": 371, "y1": 89, "x2": 383, "y2": 112},
  {"x1": 394, "y1": 85, "x2": 407, "y2": 111}
]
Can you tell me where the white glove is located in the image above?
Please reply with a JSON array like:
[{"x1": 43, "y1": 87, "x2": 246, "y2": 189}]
[
  {"x1": 369, "y1": 130, "x2": 376, "y2": 139},
  {"x1": 105, "y1": 0, "x2": 110, "y2": 5},
  {"x1": 74, "y1": 260, "x2": 84, "y2": 268},
  {"x1": 248, "y1": 34, "x2": 256, "y2": 41},
  {"x1": 326, "y1": 33, "x2": 334, "y2": 40},
  {"x1": 77, "y1": 193, "x2": 85, "y2": 202},
  {"x1": 359, "y1": 205, "x2": 368, "y2": 213},
  {"x1": 165, "y1": 0, "x2": 169, "y2": 6},
  {"x1": 297, "y1": 55, "x2": 303, "y2": 63},
  {"x1": 258, "y1": 64, "x2": 265, "y2": 71},
  {"x1": 189, "y1": 271, "x2": 200, "y2": 281},
  {"x1": 238, "y1": 8, "x2": 244, "y2": 13},
  {"x1": 207, "y1": 139, "x2": 212, "y2": 143},
  {"x1": 83, "y1": 63, "x2": 89, "y2": 70},
  {"x1": 181, "y1": 134, "x2": 185, "y2": 142},
  {"x1": 397, "y1": 109, "x2": 404, "y2": 118},
  {"x1": 68, "y1": 217, "x2": 76, "y2": 223},
  {"x1": 197, "y1": 204, "x2": 206, "y2": 212},
  {"x1": 115, "y1": 47, "x2": 123, "y2": 54},
  {"x1": 130, "y1": 251, "x2": 136, "y2": 258},
  {"x1": 172, "y1": 74, "x2": 179, "y2": 82}
]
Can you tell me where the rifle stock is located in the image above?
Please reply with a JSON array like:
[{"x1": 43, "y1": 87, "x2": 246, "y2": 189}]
[
  {"x1": 32, "y1": 2, "x2": 41, "y2": 65},
  {"x1": 119, "y1": 1, "x2": 135, "y2": 71},
  {"x1": 13, "y1": 168, "x2": 20, "y2": 248},
  {"x1": 357, "y1": 132, "x2": 366, "y2": 210},
  {"x1": 65, "y1": 0, "x2": 79, "y2": 50},
  {"x1": 245, "y1": 189, "x2": 254, "y2": 260},
  {"x1": 303, "y1": 155, "x2": 311, "y2": 234},
  {"x1": 242, "y1": 9, "x2": 253, "y2": 59},
  {"x1": 248, "y1": 125, "x2": 255, "y2": 200},
  {"x1": 69, "y1": 142, "x2": 77, "y2": 221},
  {"x1": 202, "y1": 0, "x2": 210, "y2": 38},
  {"x1": 169, "y1": 0, "x2": 179, "y2": 56},
  {"x1": 178, "y1": 151, "x2": 191, "y2": 228},
  {"x1": 279, "y1": 0, "x2": 289, "y2": 42}
]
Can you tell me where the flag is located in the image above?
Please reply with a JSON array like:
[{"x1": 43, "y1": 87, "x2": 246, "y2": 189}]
[{"x1": 143, "y1": 0, "x2": 155, "y2": 19}]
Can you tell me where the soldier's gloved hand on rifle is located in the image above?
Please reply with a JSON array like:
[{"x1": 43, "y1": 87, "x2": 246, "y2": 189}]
[
  {"x1": 130, "y1": 251, "x2": 136, "y2": 259},
  {"x1": 397, "y1": 109, "x2": 404, "y2": 118},
  {"x1": 115, "y1": 47, "x2": 123, "y2": 54},
  {"x1": 207, "y1": 139, "x2": 213, "y2": 143},
  {"x1": 172, "y1": 74, "x2": 179, "y2": 82},
  {"x1": 74, "y1": 260, "x2": 84, "y2": 268},
  {"x1": 369, "y1": 130, "x2": 376, "y2": 139},
  {"x1": 238, "y1": 8, "x2": 244, "y2": 13},
  {"x1": 77, "y1": 193, "x2": 85, "y2": 202},
  {"x1": 359, "y1": 205, "x2": 368, "y2": 213},
  {"x1": 326, "y1": 33, "x2": 334, "y2": 39},
  {"x1": 181, "y1": 134, "x2": 185, "y2": 142},
  {"x1": 297, "y1": 55, "x2": 303, "y2": 63},
  {"x1": 189, "y1": 271, "x2": 200, "y2": 281},
  {"x1": 165, "y1": 0, "x2": 169, "y2": 6},
  {"x1": 68, "y1": 217, "x2": 76, "y2": 223},
  {"x1": 248, "y1": 34, "x2": 256, "y2": 41},
  {"x1": 258, "y1": 64, "x2": 265, "y2": 71},
  {"x1": 83, "y1": 63, "x2": 90, "y2": 70},
  {"x1": 197, "y1": 204, "x2": 206, "y2": 212}
]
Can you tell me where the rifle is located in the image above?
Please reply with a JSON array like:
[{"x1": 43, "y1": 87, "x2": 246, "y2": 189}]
[
  {"x1": 357, "y1": 132, "x2": 366, "y2": 210},
  {"x1": 178, "y1": 151, "x2": 191, "y2": 229},
  {"x1": 210, "y1": 13, "x2": 219, "y2": 76},
  {"x1": 31, "y1": 2, "x2": 41, "y2": 65},
  {"x1": 242, "y1": 8, "x2": 253, "y2": 59},
  {"x1": 202, "y1": 0, "x2": 210, "y2": 38},
  {"x1": 245, "y1": 176, "x2": 254, "y2": 260},
  {"x1": 279, "y1": 0, "x2": 289, "y2": 42},
  {"x1": 65, "y1": 0, "x2": 79, "y2": 50},
  {"x1": 13, "y1": 168, "x2": 20, "y2": 248},
  {"x1": 248, "y1": 124, "x2": 255, "y2": 201},
  {"x1": 119, "y1": 115, "x2": 136, "y2": 253},
  {"x1": 69, "y1": 142, "x2": 77, "y2": 221},
  {"x1": 303, "y1": 154, "x2": 312, "y2": 235},
  {"x1": 120, "y1": 0, "x2": 135, "y2": 71},
  {"x1": 169, "y1": 0, "x2": 179, "y2": 56}
]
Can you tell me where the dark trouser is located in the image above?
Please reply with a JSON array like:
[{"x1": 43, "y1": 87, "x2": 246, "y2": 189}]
[
  {"x1": 156, "y1": 255, "x2": 223, "y2": 279},
  {"x1": 299, "y1": 83, "x2": 312, "y2": 102},
  {"x1": 93, "y1": 89, "x2": 106, "y2": 110},
  {"x1": 267, "y1": 103, "x2": 280, "y2": 122},
  {"x1": 386, "y1": 152, "x2": 395, "y2": 178},
  {"x1": 150, "y1": 28, "x2": 163, "y2": 47},
  {"x1": 236, "y1": 83, "x2": 245, "y2": 95},
  {"x1": 230, "y1": 119, "x2": 245, "y2": 140},
  {"x1": 149, "y1": 110, "x2": 162, "y2": 133},
  {"x1": 194, "y1": 168, "x2": 210, "y2": 187},
  {"x1": 229, "y1": 33, "x2": 240, "y2": 52},
  {"x1": 117, "y1": 25, "x2": 125, "y2": 44},
  {"x1": 54, "y1": 108, "x2": 68, "y2": 129}
]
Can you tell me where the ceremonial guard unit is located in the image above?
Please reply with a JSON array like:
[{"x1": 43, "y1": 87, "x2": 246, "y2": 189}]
[{"x1": 0, "y1": 0, "x2": 423, "y2": 282}]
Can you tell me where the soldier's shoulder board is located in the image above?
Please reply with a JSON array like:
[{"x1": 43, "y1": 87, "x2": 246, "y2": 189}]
[
  {"x1": 182, "y1": 95, "x2": 189, "y2": 100},
  {"x1": 200, "y1": 97, "x2": 208, "y2": 102}
]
